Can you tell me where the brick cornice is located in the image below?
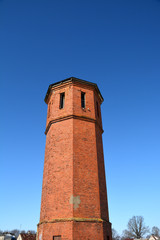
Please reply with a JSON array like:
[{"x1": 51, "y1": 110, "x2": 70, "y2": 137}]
[
  {"x1": 38, "y1": 217, "x2": 109, "y2": 226},
  {"x1": 44, "y1": 77, "x2": 104, "y2": 104},
  {"x1": 45, "y1": 115, "x2": 104, "y2": 134}
]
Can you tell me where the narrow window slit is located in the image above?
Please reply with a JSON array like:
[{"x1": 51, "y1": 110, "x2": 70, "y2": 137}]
[
  {"x1": 81, "y1": 92, "x2": 85, "y2": 108},
  {"x1": 96, "y1": 101, "x2": 99, "y2": 117},
  {"x1": 60, "y1": 92, "x2": 65, "y2": 109}
]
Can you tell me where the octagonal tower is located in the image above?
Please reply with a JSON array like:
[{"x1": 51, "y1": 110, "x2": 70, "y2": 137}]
[{"x1": 37, "y1": 77, "x2": 112, "y2": 240}]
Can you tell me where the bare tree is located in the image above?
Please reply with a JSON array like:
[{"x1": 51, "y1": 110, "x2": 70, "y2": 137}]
[
  {"x1": 3, "y1": 231, "x2": 9, "y2": 234},
  {"x1": 10, "y1": 230, "x2": 20, "y2": 238},
  {"x1": 27, "y1": 231, "x2": 36, "y2": 234},
  {"x1": 152, "y1": 226, "x2": 160, "y2": 237},
  {"x1": 123, "y1": 216, "x2": 149, "y2": 239},
  {"x1": 112, "y1": 228, "x2": 120, "y2": 240}
]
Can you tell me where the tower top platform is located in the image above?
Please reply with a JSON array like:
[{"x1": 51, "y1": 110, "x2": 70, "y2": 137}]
[{"x1": 44, "y1": 77, "x2": 104, "y2": 103}]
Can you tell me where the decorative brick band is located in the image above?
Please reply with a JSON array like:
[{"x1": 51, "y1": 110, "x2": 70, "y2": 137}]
[
  {"x1": 38, "y1": 217, "x2": 108, "y2": 226},
  {"x1": 45, "y1": 115, "x2": 103, "y2": 134}
]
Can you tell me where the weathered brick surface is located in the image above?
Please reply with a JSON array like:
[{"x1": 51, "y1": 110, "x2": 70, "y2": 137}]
[
  {"x1": 38, "y1": 222, "x2": 73, "y2": 240},
  {"x1": 73, "y1": 119, "x2": 101, "y2": 218},
  {"x1": 40, "y1": 120, "x2": 73, "y2": 221},
  {"x1": 37, "y1": 79, "x2": 112, "y2": 240}
]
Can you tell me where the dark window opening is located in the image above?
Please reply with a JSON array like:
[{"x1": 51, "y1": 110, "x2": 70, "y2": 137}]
[
  {"x1": 107, "y1": 236, "x2": 110, "y2": 240},
  {"x1": 60, "y1": 92, "x2": 65, "y2": 109},
  {"x1": 81, "y1": 92, "x2": 85, "y2": 108},
  {"x1": 53, "y1": 236, "x2": 61, "y2": 240},
  {"x1": 96, "y1": 101, "x2": 99, "y2": 117}
]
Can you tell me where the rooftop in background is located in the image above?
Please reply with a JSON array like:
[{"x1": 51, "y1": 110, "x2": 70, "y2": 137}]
[{"x1": 17, "y1": 233, "x2": 36, "y2": 240}]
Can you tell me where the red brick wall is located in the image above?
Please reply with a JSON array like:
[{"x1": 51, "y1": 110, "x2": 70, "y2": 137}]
[
  {"x1": 38, "y1": 222, "x2": 73, "y2": 240},
  {"x1": 40, "y1": 119, "x2": 73, "y2": 221},
  {"x1": 46, "y1": 84, "x2": 74, "y2": 127},
  {"x1": 73, "y1": 222, "x2": 104, "y2": 239},
  {"x1": 72, "y1": 119, "x2": 101, "y2": 218}
]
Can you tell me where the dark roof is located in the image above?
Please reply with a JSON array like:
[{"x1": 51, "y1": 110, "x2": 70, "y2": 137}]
[
  {"x1": 4, "y1": 236, "x2": 16, "y2": 240},
  {"x1": 20, "y1": 234, "x2": 36, "y2": 240},
  {"x1": 44, "y1": 77, "x2": 104, "y2": 103}
]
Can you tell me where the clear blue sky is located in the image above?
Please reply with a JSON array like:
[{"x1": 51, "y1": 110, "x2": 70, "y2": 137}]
[{"x1": 0, "y1": 0, "x2": 160, "y2": 235}]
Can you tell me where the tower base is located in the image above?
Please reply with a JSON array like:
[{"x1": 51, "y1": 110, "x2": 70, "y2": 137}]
[{"x1": 37, "y1": 219, "x2": 112, "y2": 240}]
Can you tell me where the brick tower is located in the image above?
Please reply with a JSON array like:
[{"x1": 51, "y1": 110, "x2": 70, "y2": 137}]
[{"x1": 37, "y1": 77, "x2": 112, "y2": 240}]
